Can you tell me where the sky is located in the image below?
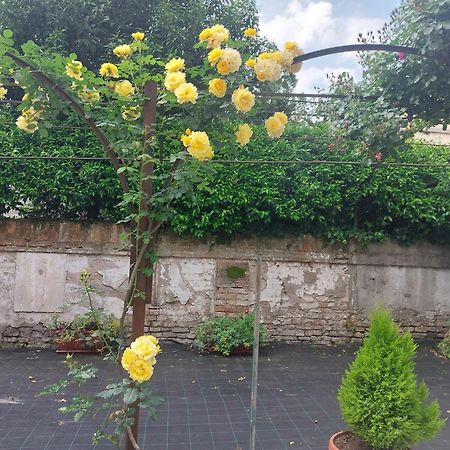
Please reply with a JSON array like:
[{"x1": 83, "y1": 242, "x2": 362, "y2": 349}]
[{"x1": 257, "y1": 0, "x2": 401, "y2": 92}]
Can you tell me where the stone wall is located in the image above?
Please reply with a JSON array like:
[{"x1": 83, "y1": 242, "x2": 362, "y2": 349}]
[{"x1": 0, "y1": 219, "x2": 449, "y2": 345}]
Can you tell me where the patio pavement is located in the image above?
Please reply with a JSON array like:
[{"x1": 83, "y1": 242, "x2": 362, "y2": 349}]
[{"x1": 0, "y1": 341, "x2": 449, "y2": 450}]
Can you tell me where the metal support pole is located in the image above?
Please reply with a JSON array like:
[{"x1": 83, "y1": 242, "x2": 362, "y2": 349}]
[{"x1": 249, "y1": 255, "x2": 262, "y2": 450}]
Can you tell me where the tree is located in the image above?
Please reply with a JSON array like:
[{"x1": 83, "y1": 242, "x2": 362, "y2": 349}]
[{"x1": 358, "y1": 0, "x2": 450, "y2": 125}]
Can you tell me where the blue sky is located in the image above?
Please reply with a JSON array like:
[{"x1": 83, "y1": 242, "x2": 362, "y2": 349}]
[{"x1": 256, "y1": 0, "x2": 401, "y2": 92}]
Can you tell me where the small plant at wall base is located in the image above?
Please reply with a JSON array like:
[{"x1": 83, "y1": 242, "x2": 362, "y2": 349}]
[
  {"x1": 194, "y1": 313, "x2": 267, "y2": 356},
  {"x1": 330, "y1": 305, "x2": 445, "y2": 450},
  {"x1": 437, "y1": 323, "x2": 450, "y2": 359}
]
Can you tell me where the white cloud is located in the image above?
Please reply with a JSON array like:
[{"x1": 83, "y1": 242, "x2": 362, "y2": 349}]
[{"x1": 295, "y1": 65, "x2": 356, "y2": 92}]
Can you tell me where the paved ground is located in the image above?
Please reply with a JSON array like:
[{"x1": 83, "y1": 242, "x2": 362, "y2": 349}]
[{"x1": 0, "y1": 342, "x2": 449, "y2": 450}]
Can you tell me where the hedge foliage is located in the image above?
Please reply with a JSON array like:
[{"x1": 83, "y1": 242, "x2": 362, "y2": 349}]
[{"x1": 1, "y1": 110, "x2": 449, "y2": 245}]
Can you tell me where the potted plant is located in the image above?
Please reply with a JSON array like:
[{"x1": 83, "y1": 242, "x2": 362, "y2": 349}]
[
  {"x1": 330, "y1": 305, "x2": 445, "y2": 450},
  {"x1": 194, "y1": 313, "x2": 267, "y2": 356},
  {"x1": 50, "y1": 309, "x2": 120, "y2": 353}
]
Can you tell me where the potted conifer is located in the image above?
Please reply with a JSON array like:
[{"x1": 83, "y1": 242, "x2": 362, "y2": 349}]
[{"x1": 330, "y1": 305, "x2": 445, "y2": 450}]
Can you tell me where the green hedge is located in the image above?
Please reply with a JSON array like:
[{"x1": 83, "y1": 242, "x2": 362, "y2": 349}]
[{"x1": 1, "y1": 112, "x2": 448, "y2": 245}]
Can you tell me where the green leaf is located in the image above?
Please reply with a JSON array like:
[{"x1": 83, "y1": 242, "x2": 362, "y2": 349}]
[{"x1": 123, "y1": 388, "x2": 139, "y2": 405}]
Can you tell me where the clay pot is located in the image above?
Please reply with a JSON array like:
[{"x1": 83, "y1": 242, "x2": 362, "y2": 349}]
[
  {"x1": 56, "y1": 338, "x2": 103, "y2": 353},
  {"x1": 329, "y1": 431, "x2": 351, "y2": 450}
]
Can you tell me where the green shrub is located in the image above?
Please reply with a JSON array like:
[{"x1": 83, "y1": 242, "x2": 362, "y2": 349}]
[
  {"x1": 194, "y1": 313, "x2": 267, "y2": 356},
  {"x1": 437, "y1": 324, "x2": 450, "y2": 359},
  {"x1": 338, "y1": 306, "x2": 445, "y2": 449}
]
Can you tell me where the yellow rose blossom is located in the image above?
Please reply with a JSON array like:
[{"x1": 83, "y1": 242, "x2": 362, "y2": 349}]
[
  {"x1": 274, "y1": 111, "x2": 288, "y2": 126},
  {"x1": 165, "y1": 57, "x2": 185, "y2": 73},
  {"x1": 121, "y1": 347, "x2": 137, "y2": 371},
  {"x1": 199, "y1": 28, "x2": 212, "y2": 41},
  {"x1": 199, "y1": 24, "x2": 229, "y2": 48},
  {"x1": 245, "y1": 58, "x2": 256, "y2": 68},
  {"x1": 279, "y1": 50, "x2": 294, "y2": 67},
  {"x1": 128, "y1": 358, "x2": 154, "y2": 383},
  {"x1": 284, "y1": 41, "x2": 300, "y2": 52},
  {"x1": 16, "y1": 115, "x2": 38, "y2": 133},
  {"x1": 208, "y1": 48, "x2": 223, "y2": 66},
  {"x1": 134, "y1": 335, "x2": 161, "y2": 355},
  {"x1": 130, "y1": 338, "x2": 159, "y2": 360},
  {"x1": 78, "y1": 88, "x2": 100, "y2": 103},
  {"x1": 174, "y1": 82, "x2": 198, "y2": 104},
  {"x1": 231, "y1": 85, "x2": 255, "y2": 113},
  {"x1": 258, "y1": 52, "x2": 281, "y2": 63},
  {"x1": 164, "y1": 71, "x2": 186, "y2": 92},
  {"x1": 115, "y1": 80, "x2": 135, "y2": 97},
  {"x1": 235, "y1": 124, "x2": 253, "y2": 146},
  {"x1": 183, "y1": 131, "x2": 214, "y2": 160},
  {"x1": 113, "y1": 44, "x2": 132, "y2": 59},
  {"x1": 208, "y1": 78, "x2": 227, "y2": 98},
  {"x1": 216, "y1": 59, "x2": 230, "y2": 76},
  {"x1": 244, "y1": 28, "x2": 257, "y2": 38},
  {"x1": 0, "y1": 83, "x2": 7, "y2": 99},
  {"x1": 131, "y1": 31, "x2": 145, "y2": 41},
  {"x1": 216, "y1": 48, "x2": 241, "y2": 76},
  {"x1": 254, "y1": 58, "x2": 282, "y2": 82},
  {"x1": 65, "y1": 60, "x2": 83, "y2": 80},
  {"x1": 122, "y1": 106, "x2": 141, "y2": 121},
  {"x1": 99, "y1": 63, "x2": 119, "y2": 78},
  {"x1": 265, "y1": 115, "x2": 286, "y2": 138}
]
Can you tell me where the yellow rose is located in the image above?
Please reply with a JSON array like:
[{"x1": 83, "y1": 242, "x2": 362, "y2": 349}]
[
  {"x1": 245, "y1": 58, "x2": 256, "y2": 68},
  {"x1": 113, "y1": 44, "x2": 132, "y2": 59},
  {"x1": 199, "y1": 24, "x2": 229, "y2": 48},
  {"x1": 244, "y1": 28, "x2": 257, "y2": 38},
  {"x1": 128, "y1": 358, "x2": 154, "y2": 383},
  {"x1": 185, "y1": 131, "x2": 214, "y2": 161},
  {"x1": 235, "y1": 124, "x2": 253, "y2": 146},
  {"x1": 208, "y1": 78, "x2": 227, "y2": 98},
  {"x1": 78, "y1": 88, "x2": 100, "y2": 103},
  {"x1": 216, "y1": 59, "x2": 230, "y2": 76},
  {"x1": 231, "y1": 85, "x2": 255, "y2": 113},
  {"x1": 130, "y1": 337, "x2": 159, "y2": 360},
  {"x1": 16, "y1": 115, "x2": 38, "y2": 133},
  {"x1": 258, "y1": 52, "x2": 281, "y2": 63},
  {"x1": 284, "y1": 41, "x2": 300, "y2": 52},
  {"x1": 265, "y1": 115, "x2": 286, "y2": 138},
  {"x1": 208, "y1": 48, "x2": 223, "y2": 66},
  {"x1": 99, "y1": 63, "x2": 119, "y2": 78},
  {"x1": 0, "y1": 84, "x2": 7, "y2": 99},
  {"x1": 199, "y1": 28, "x2": 212, "y2": 41},
  {"x1": 164, "y1": 71, "x2": 186, "y2": 92},
  {"x1": 121, "y1": 347, "x2": 137, "y2": 371},
  {"x1": 131, "y1": 32, "x2": 145, "y2": 41},
  {"x1": 115, "y1": 80, "x2": 135, "y2": 97},
  {"x1": 65, "y1": 60, "x2": 83, "y2": 80},
  {"x1": 134, "y1": 335, "x2": 161, "y2": 355},
  {"x1": 254, "y1": 58, "x2": 282, "y2": 82},
  {"x1": 165, "y1": 57, "x2": 185, "y2": 73},
  {"x1": 174, "y1": 82, "x2": 198, "y2": 104},
  {"x1": 122, "y1": 106, "x2": 141, "y2": 121},
  {"x1": 279, "y1": 50, "x2": 294, "y2": 67},
  {"x1": 274, "y1": 111, "x2": 288, "y2": 126}
]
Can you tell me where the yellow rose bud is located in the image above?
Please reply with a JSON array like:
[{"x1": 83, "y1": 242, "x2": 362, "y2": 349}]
[
  {"x1": 208, "y1": 48, "x2": 223, "y2": 66},
  {"x1": 244, "y1": 28, "x2": 257, "y2": 38},
  {"x1": 0, "y1": 83, "x2": 7, "y2": 99},
  {"x1": 184, "y1": 131, "x2": 214, "y2": 161},
  {"x1": 113, "y1": 44, "x2": 132, "y2": 59},
  {"x1": 128, "y1": 358, "x2": 154, "y2": 383},
  {"x1": 208, "y1": 78, "x2": 227, "y2": 98},
  {"x1": 265, "y1": 115, "x2": 285, "y2": 138},
  {"x1": 274, "y1": 111, "x2": 288, "y2": 126},
  {"x1": 122, "y1": 106, "x2": 141, "y2": 121},
  {"x1": 165, "y1": 57, "x2": 185, "y2": 73},
  {"x1": 99, "y1": 63, "x2": 119, "y2": 78},
  {"x1": 115, "y1": 80, "x2": 135, "y2": 97},
  {"x1": 231, "y1": 85, "x2": 255, "y2": 113},
  {"x1": 245, "y1": 58, "x2": 256, "y2": 68},
  {"x1": 235, "y1": 124, "x2": 253, "y2": 146},
  {"x1": 131, "y1": 32, "x2": 145, "y2": 41},
  {"x1": 164, "y1": 71, "x2": 186, "y2": 92},
  {"x1": 65, "y1": 60, "x2": 83, "y2": 80},
  {"x1": 174, "y1": 82, "x2": 198, "y2": 104},
  {"x1": 121, "y1": 347, "x2": 137, "y2": 371}
]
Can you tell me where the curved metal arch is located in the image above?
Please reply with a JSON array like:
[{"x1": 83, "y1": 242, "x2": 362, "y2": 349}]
[{"x1": 292, "y1": 43, "x2": 419, "y2": 64}]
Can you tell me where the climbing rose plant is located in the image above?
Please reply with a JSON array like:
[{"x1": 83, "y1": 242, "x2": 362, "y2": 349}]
[{"x1": 0, "y1": 23, "x2": 304, "y2": 446}]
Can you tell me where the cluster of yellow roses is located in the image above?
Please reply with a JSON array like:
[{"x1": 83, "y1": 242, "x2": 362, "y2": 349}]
[
  {"x1": 121, "y1": 335, "x2": 160, "y2": 383},
  {"x1": 164, "y1": 57, "x2": 198, "y2": 104},
  {"x1": 16, "y1": 106, "x2": 41, "y2": 134},
  {"x1": 170, "y1": 25, "x2": 302, "y2": 158}
]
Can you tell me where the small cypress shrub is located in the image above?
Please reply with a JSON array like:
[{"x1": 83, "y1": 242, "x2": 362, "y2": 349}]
[{"x1": 338, "y1": 305, "x2": 445, "y2": 449}]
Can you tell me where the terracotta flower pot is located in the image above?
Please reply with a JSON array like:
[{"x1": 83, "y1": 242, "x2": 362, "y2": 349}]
[
  {"x1": 329, "y1": 431, "x2": 412, "y2": 450},
  {"x1": 56, "y1": 338, "x2": 104, "y2": 353},
  {"x1": 329, "y1": 431, "x2": 351, "y2": 450}
]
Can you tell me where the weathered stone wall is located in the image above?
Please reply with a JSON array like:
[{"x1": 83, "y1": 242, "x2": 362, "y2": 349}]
[{"x1": 0, "y1": 219, "x2": 449, "y2": 345}]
